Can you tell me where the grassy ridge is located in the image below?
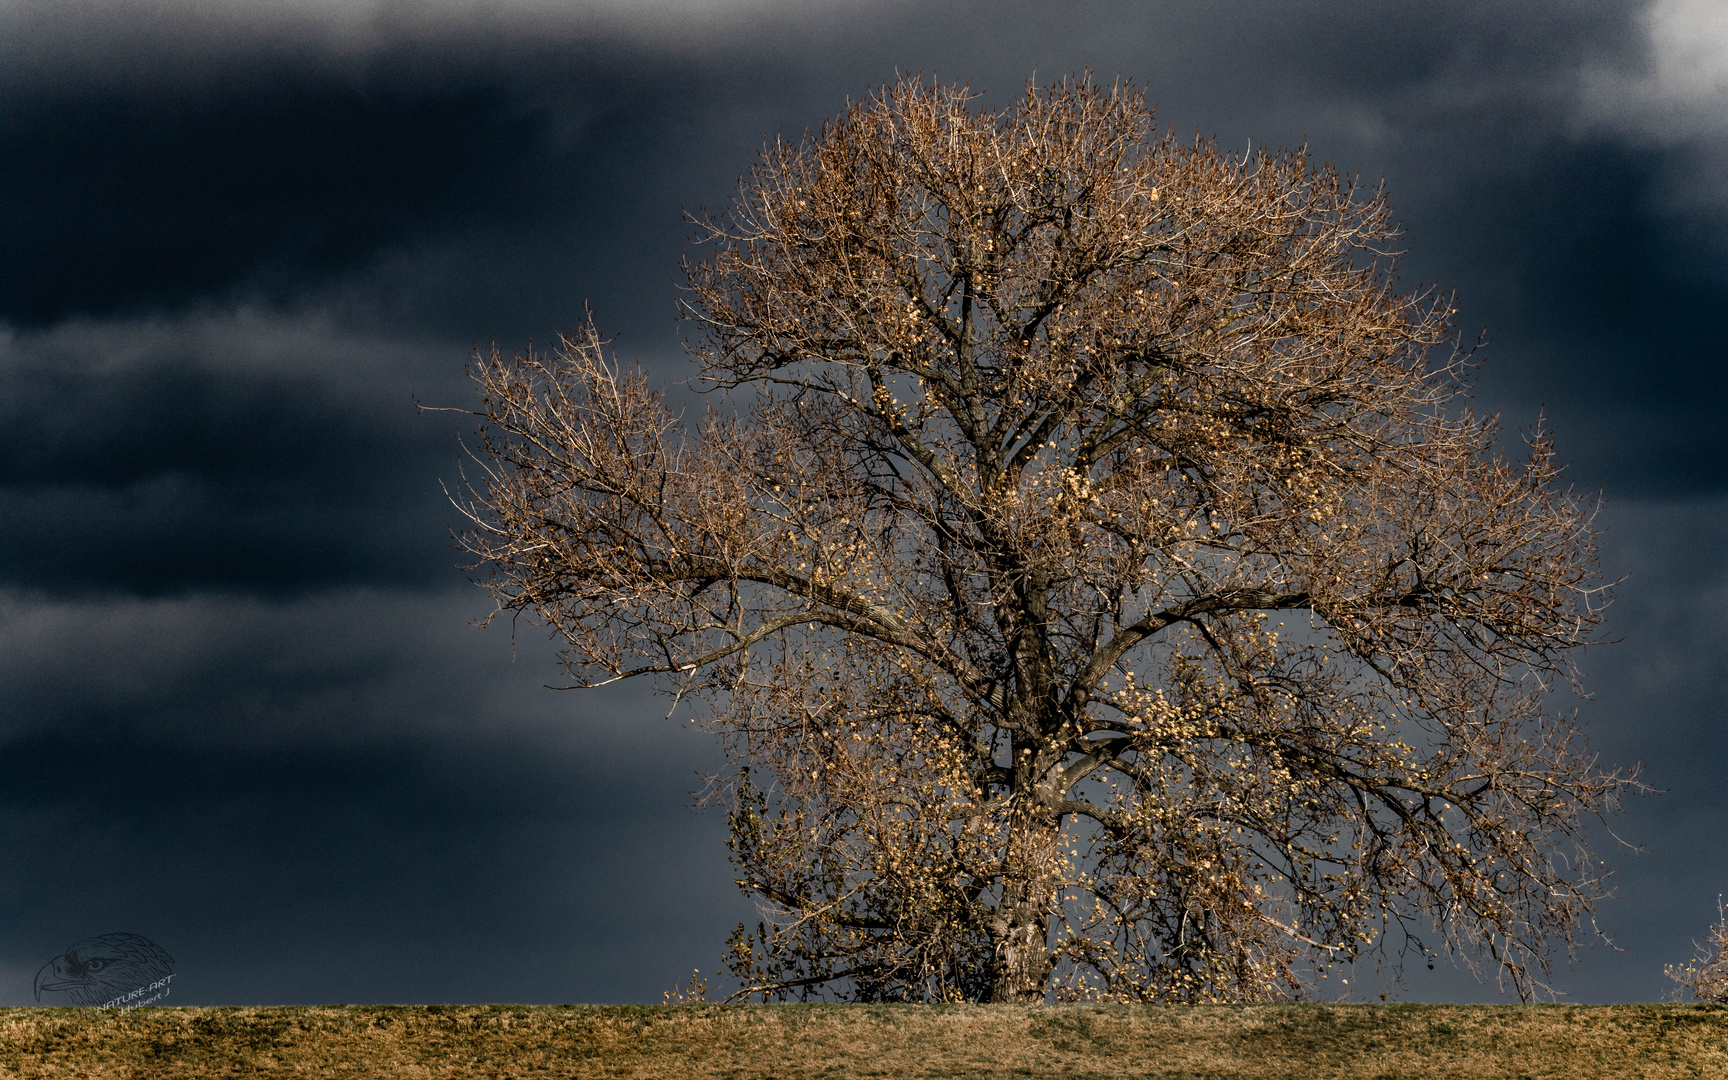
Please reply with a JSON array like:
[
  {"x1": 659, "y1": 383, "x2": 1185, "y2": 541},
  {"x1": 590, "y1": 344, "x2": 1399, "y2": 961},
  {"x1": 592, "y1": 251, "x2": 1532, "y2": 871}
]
[{"x1": 2, "y1": 1003, "x2": 1726, "y2": 1078}]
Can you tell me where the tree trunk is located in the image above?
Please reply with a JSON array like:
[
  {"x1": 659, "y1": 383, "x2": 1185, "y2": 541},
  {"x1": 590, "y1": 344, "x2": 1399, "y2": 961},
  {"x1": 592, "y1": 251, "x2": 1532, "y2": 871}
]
[{"x1": 988, "y1": 811, "x2": 1059, "y2": 1002}]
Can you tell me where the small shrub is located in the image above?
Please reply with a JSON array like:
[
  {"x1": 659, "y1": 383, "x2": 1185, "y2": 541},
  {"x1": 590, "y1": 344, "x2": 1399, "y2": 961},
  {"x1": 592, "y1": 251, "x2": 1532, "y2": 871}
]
[
  {"x1": 663, "y1": 969, "x2": 710, "y2": 1004},
  {"x1": 1666, "y1": 896, "x2": 1728, "y2": 1002}
]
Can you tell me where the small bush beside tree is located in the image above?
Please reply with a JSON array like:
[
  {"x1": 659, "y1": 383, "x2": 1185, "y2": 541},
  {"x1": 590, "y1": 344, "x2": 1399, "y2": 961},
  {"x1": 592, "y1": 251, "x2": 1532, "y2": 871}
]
[{"x1": 1667, "y1": 898, "x2": 1728, "y2": 1003}]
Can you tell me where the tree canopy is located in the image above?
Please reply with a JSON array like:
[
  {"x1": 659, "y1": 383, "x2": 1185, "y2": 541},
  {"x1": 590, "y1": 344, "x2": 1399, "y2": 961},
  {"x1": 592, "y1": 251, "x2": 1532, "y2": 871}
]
[{"x1": 456, "y1": 75, "x2": 1631, "y2": 1003}]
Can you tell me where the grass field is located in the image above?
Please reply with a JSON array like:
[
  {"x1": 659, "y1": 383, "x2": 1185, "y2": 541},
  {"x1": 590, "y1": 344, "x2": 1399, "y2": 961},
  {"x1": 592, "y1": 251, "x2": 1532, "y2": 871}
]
[{"x1": 2, "y1": 1002, "x2": 1725, "y2": 1078}]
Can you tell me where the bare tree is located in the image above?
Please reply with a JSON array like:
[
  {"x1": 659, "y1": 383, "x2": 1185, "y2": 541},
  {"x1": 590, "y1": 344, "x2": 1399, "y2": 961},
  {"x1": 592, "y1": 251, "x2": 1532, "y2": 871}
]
[{"x1": 454, "y1": 75, "x2": 1633, "y2": 1003}]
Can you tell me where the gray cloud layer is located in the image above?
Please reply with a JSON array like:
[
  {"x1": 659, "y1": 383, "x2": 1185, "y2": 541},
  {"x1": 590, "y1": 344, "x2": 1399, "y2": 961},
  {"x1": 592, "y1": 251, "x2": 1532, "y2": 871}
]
[{"x1": 2, "y1": 0, "x2": 1723, "y2": 1004}]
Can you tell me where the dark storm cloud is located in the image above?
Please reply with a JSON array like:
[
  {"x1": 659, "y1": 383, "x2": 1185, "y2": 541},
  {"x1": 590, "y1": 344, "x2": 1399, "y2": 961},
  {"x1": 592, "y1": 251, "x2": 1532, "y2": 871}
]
[
  {"x1": 0, "y1": 587, "x2": 662, "y2": 756},
  {"x1": 2, "y1": 80, "x2": 526, "y2": 325},
  {"x1": 1, "y1": 0, "x2": 1724, "y2": 1006},
  {"x1": 1549, "y1": 494, "x2": 1728, "y2": 1000},
  {"x1": 0, "y1": 585, "x2": 752, "y2": 1004},
  {"x1": 0, "y1": 1, "x2": 1648, "y2": 330},
  {"x1": 0, "y1": 714, "x2": 747, "y2": 1005},
  {"x1": 0, "y1": 55, "x2": 715, "y2": 332},
  {"x1": 0, "y1": 320, "x2": 460, "y2": 594},
  {"x1": 1388, "y1": 136, "x2": 1728, "y2": 498}
]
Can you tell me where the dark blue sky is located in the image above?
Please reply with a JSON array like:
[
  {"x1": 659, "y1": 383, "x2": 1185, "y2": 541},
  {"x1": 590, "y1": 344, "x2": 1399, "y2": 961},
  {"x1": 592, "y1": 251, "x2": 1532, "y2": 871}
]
[{"x1": 3, "y1": 0, "x2": 1724, "y2": 1005}]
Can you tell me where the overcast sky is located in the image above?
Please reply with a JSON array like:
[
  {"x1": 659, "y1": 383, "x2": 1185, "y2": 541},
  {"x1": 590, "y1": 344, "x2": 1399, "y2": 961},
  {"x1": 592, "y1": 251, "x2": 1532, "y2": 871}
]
[{"x1": 2, "y1": 0, "x2": 1725, "y2": 1006}]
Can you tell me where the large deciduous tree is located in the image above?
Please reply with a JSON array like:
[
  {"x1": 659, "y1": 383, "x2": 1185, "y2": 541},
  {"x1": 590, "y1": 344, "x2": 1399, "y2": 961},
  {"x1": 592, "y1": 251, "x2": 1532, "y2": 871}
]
[{"x1": 456, "y1": 75, "x2": 1631, "y2": 1003}]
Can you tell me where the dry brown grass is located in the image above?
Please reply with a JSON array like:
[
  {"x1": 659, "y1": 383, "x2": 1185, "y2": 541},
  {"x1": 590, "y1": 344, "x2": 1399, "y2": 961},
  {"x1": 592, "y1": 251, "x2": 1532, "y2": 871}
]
[{"x1": 2, "y1": 1003, "x2": 1725, "y2": 1078}]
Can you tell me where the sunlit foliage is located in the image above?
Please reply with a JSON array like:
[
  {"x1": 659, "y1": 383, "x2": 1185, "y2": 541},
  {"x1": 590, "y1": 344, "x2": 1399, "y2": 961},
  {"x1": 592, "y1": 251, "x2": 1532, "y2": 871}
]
[{"x1": 1667, "y1": 899, "x2": 1728, "y2": 1003}]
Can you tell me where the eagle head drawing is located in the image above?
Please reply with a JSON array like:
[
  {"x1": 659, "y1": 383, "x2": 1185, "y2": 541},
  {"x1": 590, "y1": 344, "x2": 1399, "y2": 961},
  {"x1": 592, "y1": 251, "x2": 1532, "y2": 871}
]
[{"x1": 34, "y1": 933, "x2": 175, "y2": 1006}]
